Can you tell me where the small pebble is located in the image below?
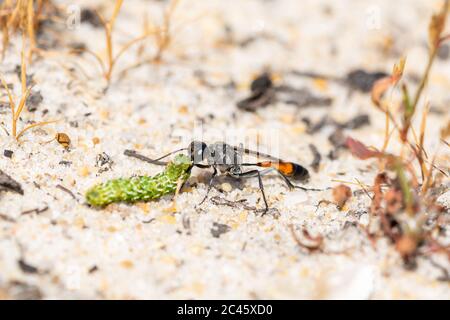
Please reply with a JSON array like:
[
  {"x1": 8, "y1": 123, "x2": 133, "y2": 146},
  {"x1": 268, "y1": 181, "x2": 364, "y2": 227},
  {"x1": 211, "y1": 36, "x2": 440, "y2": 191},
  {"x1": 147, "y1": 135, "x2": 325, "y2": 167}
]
[
  {"x1": 3, "y1": 150, "x2": 13, "y2": 158},
  {"x1": 56, "y1": 133, "x2": 71, "y2": 149},
  {"x1": 211, "y1": 223, "x2": 231, "y2": 238}
]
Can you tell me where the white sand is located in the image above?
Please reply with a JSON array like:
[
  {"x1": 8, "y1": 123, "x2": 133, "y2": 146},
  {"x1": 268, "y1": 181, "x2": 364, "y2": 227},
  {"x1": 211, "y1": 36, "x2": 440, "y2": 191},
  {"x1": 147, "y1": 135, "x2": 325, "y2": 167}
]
[{"x1": 0, "y1": 0, "x2": 449, "y2": 299}]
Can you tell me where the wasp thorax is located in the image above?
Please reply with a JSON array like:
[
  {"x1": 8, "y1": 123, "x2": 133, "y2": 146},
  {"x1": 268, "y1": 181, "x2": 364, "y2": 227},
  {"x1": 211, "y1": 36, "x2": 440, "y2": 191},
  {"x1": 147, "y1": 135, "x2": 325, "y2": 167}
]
[
  {"x1": 188, "y1": 141, "x2": 207, "y2": 164},
  {"x1": 204, "y1": 142, "x2": 243, "y2": 166}
]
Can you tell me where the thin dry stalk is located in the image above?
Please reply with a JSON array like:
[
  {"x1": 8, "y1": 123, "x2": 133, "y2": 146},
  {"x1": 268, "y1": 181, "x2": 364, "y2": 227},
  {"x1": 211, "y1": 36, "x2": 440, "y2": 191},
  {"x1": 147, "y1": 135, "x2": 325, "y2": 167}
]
[
  {"x1": 76, "y1": 0, "x2": 158, "y2": 86},
  {"x1": 153, "y1": 0, "x2": 180, "y2": 62},
  {"x1": 0, "y1": 0, "x2": 52, "y2": 62},
  {"x1": 0, "y1": 34, "x2": 55, "y2": 141},
  {"x1": 410, "y1": 0, "x2": 449, "y2": 115}
]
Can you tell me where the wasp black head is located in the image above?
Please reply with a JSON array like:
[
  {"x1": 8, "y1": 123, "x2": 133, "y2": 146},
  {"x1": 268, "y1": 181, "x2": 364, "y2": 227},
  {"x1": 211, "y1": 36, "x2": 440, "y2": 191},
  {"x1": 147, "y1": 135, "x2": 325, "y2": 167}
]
[{"x1": 188, "y1": 141, "x2": 207, "y2": 164}]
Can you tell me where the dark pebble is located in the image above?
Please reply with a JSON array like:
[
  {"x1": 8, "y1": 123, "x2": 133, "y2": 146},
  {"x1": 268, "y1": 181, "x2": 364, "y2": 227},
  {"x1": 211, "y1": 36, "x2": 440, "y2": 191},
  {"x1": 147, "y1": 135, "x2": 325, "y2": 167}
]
[
  {"x1": 346, "y1": 69, "x2": 388, "y2": 93},
  {"x1": 211, "y1": 222, "x2": 231, "y2": 238},
  {"x1": 4, "y1": 150, "x2": 13, "y2": 158}
]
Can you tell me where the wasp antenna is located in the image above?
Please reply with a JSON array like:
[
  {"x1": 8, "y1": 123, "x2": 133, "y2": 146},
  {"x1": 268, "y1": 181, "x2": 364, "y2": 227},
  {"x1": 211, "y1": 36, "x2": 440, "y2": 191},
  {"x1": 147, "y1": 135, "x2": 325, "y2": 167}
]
[
  {"x1": 124, "y1": 149, "x2": 168, "y2": 165},
  {"x1": 154, "y1": 148, "x2": 188, "y2": 161}
]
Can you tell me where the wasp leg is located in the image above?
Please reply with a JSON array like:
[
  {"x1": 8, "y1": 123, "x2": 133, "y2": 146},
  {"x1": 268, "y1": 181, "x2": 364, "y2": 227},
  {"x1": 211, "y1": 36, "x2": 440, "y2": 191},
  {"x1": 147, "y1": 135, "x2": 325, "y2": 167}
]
[
  {"x1": 241, "y1": 165, "x2": 296, "y2": 190},
  {"x1": 261, "y1": 167, "x2": 296, "y2": 190},
  {"x1": 271, "y1": 170, "x2": 323, "y2": 191},
  {"x1": 233, "y1": 169, "x2": 269, "y2": 215},
  {"x1": 197, "y1": 165, "x2": 218, "y2": 207},
  {"x1": 242, "y1": 165, "x2": 324, "y2": 192},
  {"x1": 194, "y1": 164, "x2": 213, "y2": 169},
  {"x1": 276, "y1": 172, "x2": 324, "y2": 191},
  {"x1": 165, "y1": 177, "x2": 186, "y2": 213}
]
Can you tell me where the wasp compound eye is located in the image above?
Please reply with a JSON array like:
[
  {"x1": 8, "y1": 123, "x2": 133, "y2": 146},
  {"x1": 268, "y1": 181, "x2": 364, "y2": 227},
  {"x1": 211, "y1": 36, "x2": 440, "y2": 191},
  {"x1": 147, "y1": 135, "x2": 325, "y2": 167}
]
[{"x1": 189, "y1": 141, "x2": 207, "y2": 164}]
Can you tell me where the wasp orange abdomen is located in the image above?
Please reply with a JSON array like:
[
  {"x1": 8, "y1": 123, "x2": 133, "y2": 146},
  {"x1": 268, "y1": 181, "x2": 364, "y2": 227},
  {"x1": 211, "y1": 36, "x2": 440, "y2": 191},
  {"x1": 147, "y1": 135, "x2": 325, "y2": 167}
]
[
  {"x1": 276, "y1": 162, "x2": 295, "y2": 175},
  {"x1": 258, "y1": 161, "x2": 309, "y2": 181}
]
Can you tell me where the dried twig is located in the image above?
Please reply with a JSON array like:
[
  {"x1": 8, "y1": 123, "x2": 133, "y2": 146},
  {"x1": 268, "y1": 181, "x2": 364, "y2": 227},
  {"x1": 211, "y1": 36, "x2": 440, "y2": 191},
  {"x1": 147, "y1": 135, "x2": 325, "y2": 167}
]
[{"x1": 289, "y1": 224, "x2": 323, "y2": 253}]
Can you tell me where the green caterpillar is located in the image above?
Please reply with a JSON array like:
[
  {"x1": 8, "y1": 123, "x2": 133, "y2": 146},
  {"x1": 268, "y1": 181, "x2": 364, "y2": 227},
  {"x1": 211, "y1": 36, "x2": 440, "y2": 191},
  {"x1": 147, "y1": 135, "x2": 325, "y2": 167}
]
[{"x1": 86, "y1": 154, "x2": 192, "y2": 207}]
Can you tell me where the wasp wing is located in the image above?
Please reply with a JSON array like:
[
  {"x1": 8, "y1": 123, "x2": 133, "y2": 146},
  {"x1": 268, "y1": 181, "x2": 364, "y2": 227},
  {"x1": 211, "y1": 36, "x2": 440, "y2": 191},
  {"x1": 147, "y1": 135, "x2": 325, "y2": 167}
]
[{"x1": 232, "y1": 145, "x2": 282, "y2": 162}]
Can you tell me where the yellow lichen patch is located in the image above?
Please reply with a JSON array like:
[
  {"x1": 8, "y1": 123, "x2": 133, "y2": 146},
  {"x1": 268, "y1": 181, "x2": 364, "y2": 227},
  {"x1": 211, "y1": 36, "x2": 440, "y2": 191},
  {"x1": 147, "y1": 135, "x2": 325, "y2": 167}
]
[
  {"x1": 178, "y1": 105, "x2": 189, "y2": 114},
  {"x1": 99, "y1": 109, "x2": 110, "y2": 120},
  {"x1": 107, "y1": 226, "x2": 118, "y2": 233},
  {"x1": 160, "y1": 255, "x2": 177, "y2": 265},
  {"x1": 229, "y1": 220, "x2": 239, "y2": 230},
  {"x1": 158, "y1": 214, "x2": 177, "y2": 224},
  {"x1": 190, "y1": 244, "x2": 204, "y2": 256},
  {"x1": 237, "y1": 79, "x2": 250, "y2": 91},
  {"x1": 136, "y1": 202, "x2": 150, "y2": 214},
  {"x1": 376, "y1": 34, "x2": 395, "y2": 56},
  {"x1": 291, "y1": 124, "x2": 306, "y2": 134},
  {"x1": 120, "y1": 260, "x2": 134, "y2": 269},
  {"x1": 275, "y1": 259, "x2": 289, "y2": 276},
  {"x1": 189, "y1": 282, "x2": 205, "y2": 295},
  {"x1": 271, "y1": 72, "x2": 282, "y2": 84},
  {"x1": 73, "y1": 217, "x2": 86, "y2": 229},
  {"x1": 299, "y1": 266, "x2": 310, "y2": 278},
  {"x1": 78, "y1": 166, "x2": 90, "y2": 177},
  {"x1": 163, "y1": 203, "x2": 178, "y2": 213},
  {"x1": 313, "y1": 78, "x2": 329, "y2": 92},
  {"x1": 280, "y1": 114, "x2": 295, "y2": 124},
  {"x1": 77, "y1": 140, "x2": 88, "y2": 150},
  {"x1": 238, "y1": 211, "x2": 248, "y2": 222}
]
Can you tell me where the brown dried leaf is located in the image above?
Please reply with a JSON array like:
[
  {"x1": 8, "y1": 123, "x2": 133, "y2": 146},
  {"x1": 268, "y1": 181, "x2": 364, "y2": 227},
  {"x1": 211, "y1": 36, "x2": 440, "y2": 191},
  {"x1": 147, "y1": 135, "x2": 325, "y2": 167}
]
[
  {"x1": 396, "y1": 235, "x2": 418, "y2": 259},
  {"x1": 370, "y1": 173, "x2": 388, "y2": 216},
  {"x1": 384, "y1": 187, "x2": 403, "y2": 215},
  {"x1": 289, "y1": 225, "x2": 323, "y2": 253},
  {"x1": 371, "y1": 57, "x2": 406, "y2": 108},
  {"x1": 371, "y1": 77, "x2": 392, "y2": 108},
  {"x1": 345, "y1": 137, "x2": 382, "y2": 160}
]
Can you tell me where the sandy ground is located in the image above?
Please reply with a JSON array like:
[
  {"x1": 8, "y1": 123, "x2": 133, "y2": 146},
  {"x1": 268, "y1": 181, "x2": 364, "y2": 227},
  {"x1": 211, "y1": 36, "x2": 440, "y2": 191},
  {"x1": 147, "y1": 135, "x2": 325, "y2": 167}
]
[{"x1": 0, "y1": 0, "x2": 449, "y2": 299}]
